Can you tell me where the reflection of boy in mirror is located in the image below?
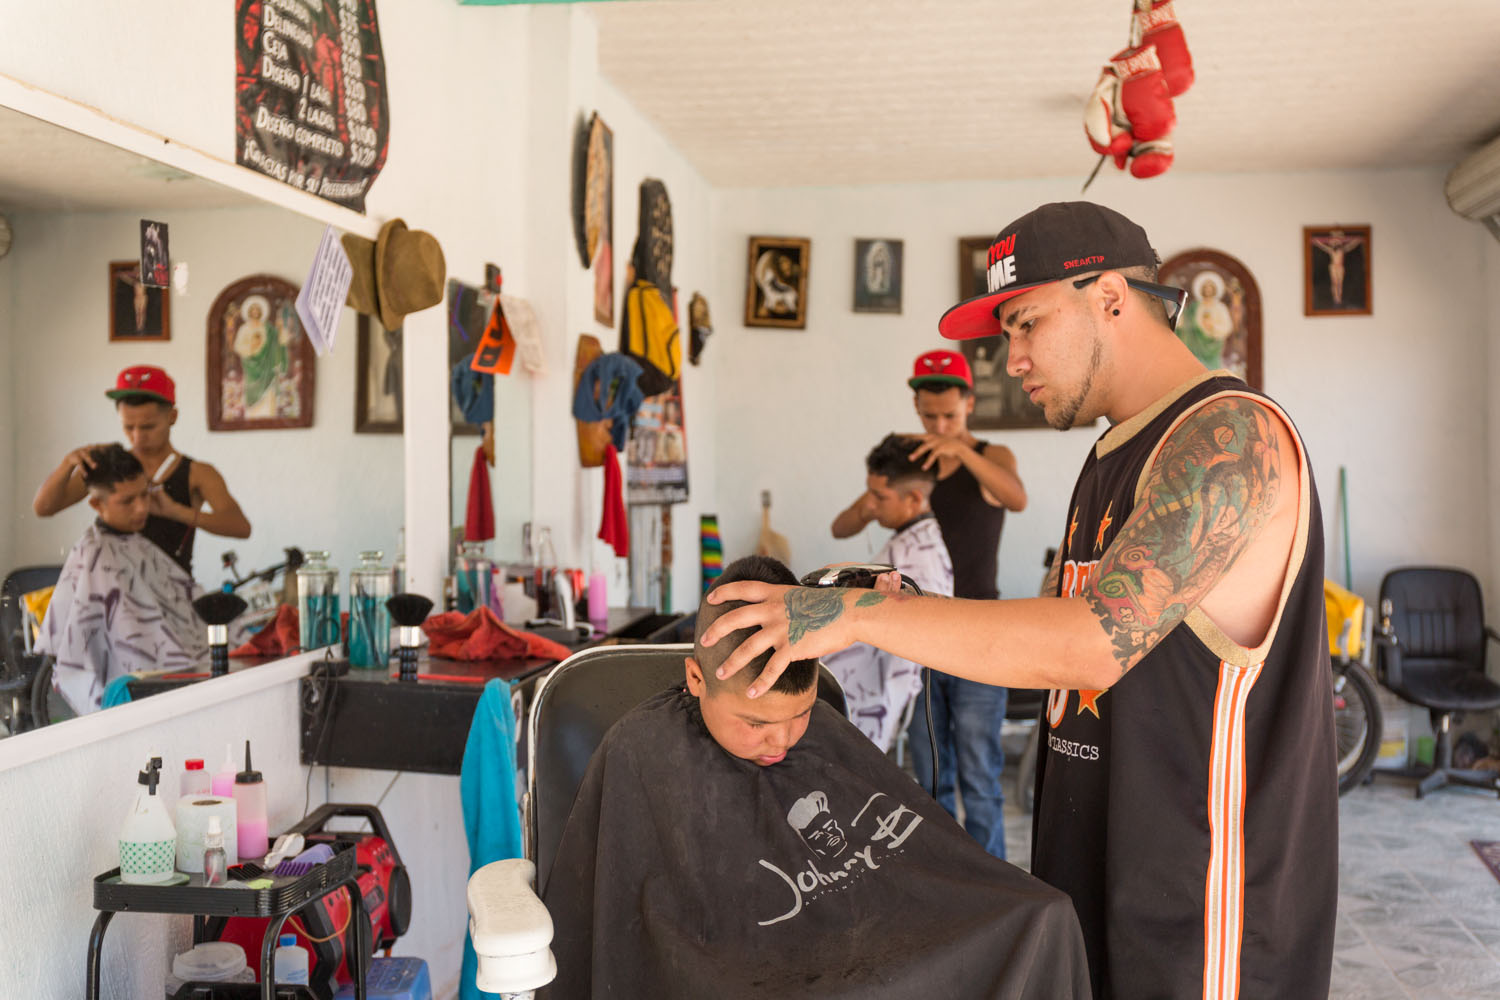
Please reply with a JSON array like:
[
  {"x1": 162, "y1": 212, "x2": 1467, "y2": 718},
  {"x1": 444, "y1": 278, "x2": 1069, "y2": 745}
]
[{"x1": 32, "y1": 365, "x2": 251, "y2": 575}]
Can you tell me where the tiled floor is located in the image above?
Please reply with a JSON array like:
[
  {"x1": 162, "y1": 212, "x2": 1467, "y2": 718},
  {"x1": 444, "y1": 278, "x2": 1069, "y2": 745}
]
[{"x1": 953, "y1": 727, "x2": 1500, "y2": 998}]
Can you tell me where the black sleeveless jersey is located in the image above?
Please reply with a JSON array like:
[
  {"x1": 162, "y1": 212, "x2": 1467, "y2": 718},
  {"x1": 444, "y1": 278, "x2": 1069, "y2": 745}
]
[
  {"x1": 1033, "y1": 373, "x2": 1336, "y2": 999},
  {"x1": 930, "y1": 439, "x2": 1006, "y2": 600},
  {"x1": 142, "y1": 453, "x2": 196, "y2": 575}
]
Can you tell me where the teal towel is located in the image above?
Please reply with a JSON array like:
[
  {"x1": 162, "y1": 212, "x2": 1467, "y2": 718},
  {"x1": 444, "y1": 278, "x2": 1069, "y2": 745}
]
[
  {"x1": 460, "y1": 679, "x2": 524, "y2": 1000},
  {"x1": 101, "y1": 674, "x2": 134, "y2": 709}
]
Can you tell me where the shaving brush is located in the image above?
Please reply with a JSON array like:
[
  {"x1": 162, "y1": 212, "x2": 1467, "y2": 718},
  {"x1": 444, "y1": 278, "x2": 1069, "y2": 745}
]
[
  {"x1": 386, "y1": 593, "x2": 434, "y2": 681},
  {"x1": 193, "y1": 591, "x2": 249, "y2": 676}
]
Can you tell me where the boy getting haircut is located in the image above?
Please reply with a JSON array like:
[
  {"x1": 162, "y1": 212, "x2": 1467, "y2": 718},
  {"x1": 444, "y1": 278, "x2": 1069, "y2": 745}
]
[
  {"x1": 82, "y1": 444, "x2": 145, "y2": 492},
  {"x1": 695, "y1": 554, "x2": 818, "y2": 696},
  {"x1": 865, "y1": 433, "x2": 937, "y2": 491}
]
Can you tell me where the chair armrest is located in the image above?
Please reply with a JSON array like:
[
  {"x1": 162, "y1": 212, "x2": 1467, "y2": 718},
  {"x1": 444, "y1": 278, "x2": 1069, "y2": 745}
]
[
  {"x1": 467, "y1": 858, "x2": 556, "y2": 995},
  {"x1": 1372, "y1": 627, "x2": 1403, "y2": 689}
]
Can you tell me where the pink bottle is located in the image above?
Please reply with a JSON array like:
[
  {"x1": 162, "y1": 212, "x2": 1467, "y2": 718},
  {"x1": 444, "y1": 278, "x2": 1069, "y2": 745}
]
[
  {"x1": 210, "y1": 743, "x2": 238, "y2": 798},
  {"x1": 233, "y1": 740, "x2": 269, "y2": 860}
]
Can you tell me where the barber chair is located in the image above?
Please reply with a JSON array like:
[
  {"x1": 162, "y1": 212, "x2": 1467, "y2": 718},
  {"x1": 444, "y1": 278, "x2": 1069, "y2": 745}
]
[
  {"x1": 1373, "y1": 567, "x2": 1500, "y2": 798},
  {"x1": 464, "y1": 643, "x2": 846, "y2": 997},
  {"x1": 0, "y1": 565, "x2": 61, "y2": 733}
]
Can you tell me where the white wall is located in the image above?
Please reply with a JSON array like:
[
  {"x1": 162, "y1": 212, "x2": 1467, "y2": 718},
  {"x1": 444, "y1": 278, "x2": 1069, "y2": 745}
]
[
  {"x1": 0, "y1": 245, "x2": 13, "y2": 576},
  {"x1": 6, "y1": 205, "x2": 403, "y2": 582},
  {"x1": 712, "y1": 167, "x2": 1494, "y2": 604}
]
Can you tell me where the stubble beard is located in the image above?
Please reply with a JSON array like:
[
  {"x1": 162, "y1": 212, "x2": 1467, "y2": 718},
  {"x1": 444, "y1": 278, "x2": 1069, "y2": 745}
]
[{"x1": 1048, "y1": 336, "x2": 1104, "y2": 431}]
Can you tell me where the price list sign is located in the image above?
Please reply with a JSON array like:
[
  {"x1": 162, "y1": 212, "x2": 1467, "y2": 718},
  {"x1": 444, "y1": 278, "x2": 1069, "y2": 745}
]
[{"x1": 235, "y1": 0, "x2": 390, "y2": 212}]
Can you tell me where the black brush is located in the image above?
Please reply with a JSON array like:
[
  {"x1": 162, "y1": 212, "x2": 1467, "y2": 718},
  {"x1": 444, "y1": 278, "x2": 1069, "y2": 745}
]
[
  {"x1": 386, "y1": 593, "x2": 434, "y2": 681},
  {"x1": 193, "y1": 591, "x2": 248, "y2": 677}
]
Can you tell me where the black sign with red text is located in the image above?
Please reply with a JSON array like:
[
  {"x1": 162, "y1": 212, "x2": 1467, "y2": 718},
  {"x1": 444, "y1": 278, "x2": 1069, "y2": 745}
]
[{"x1": 235, "y1": 0, "x2": 389, "y2": 212}]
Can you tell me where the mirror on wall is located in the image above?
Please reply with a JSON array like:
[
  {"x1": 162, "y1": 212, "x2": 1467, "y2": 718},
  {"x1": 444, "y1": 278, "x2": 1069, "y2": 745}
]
[{"x1": 0, "y1": 105, "x2": 409, "y2": 734}]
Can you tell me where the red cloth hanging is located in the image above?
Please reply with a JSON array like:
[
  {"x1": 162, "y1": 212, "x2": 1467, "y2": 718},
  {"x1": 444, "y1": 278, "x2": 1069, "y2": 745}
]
[
  {"x1": 464, "y1": 444, "x2": 495, "y2": 542},
  {"x1": 598, "y1": 443, "x2": 629, "y2": 557}
]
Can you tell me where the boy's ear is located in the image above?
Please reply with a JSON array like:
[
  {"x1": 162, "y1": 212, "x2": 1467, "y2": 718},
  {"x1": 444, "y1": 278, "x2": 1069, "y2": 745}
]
[
  {"x1": 86, "y1": 491, "x2": 104, "y2": 514},
  {"x1": 684, "y1": 656, "x2": 707, "y2": 697}
]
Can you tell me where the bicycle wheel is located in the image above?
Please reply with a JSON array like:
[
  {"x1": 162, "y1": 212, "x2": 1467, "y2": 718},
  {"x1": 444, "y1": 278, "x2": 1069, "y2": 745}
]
[{"x1": 1333, "y1": 662, "x2": 1382, "y2": 794}]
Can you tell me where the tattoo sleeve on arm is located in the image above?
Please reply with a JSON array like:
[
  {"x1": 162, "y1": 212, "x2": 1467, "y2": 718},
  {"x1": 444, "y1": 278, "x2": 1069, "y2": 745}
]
[
  {"x1": 785, "y1": 588, "x2": 850, "y2": 643},
  {"x1": 1041, "y1": 547, "x2": 1063, "y2": 597},
  {"x1": 1086, "y1": 398, "x2": 1284, "y2": 675},
  {"x1": 854, "y1": 592, "x2": 886, "y2": 608}
]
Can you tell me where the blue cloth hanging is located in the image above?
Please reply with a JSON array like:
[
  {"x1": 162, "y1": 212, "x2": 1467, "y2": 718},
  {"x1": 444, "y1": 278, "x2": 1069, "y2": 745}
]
[
  {"x1": 101, "y1": 674, "x2": 135, "y2": 709},
  {"x1": 572, "y1": 353, "x2": 645, "y2": 451},
  {"x1": 459, "y1": 678, "x2": 524, "y2": 1000}
]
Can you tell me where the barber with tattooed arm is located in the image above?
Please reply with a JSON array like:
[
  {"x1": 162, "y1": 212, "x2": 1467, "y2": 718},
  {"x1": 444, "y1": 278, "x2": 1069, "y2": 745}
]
[{"x1": 705, "y1": 204, "x2": 1338, "y2": 1000}]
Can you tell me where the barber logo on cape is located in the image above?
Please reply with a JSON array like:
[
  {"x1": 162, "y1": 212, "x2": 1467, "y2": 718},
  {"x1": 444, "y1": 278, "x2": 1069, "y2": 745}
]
[{"x1": 756, "y1": 789, "x2": 923, "y2": 927}]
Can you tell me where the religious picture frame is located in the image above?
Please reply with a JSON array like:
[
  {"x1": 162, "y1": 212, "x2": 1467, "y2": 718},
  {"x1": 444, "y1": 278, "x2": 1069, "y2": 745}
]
[
  {"x1": 355, "y1": 314, "x2": 403, "y2": 434},
  {"x1": 108, "y1": 260, "x2": 171, "y2": 342},
  {"x1": 1303, "y1": 225, "x2": 1371, "y2": 317},
  {"x1": 852, "y1": 238, "x2": 903, "y2": 314},
  {"x1": 206, "y1": 274, "x2": 316, "y2": 430},
  {"x1": 1159, "y1": 248, "x2": 1264, "y2": 388},
  {"x1": 745, "y1": 236, "x2": 810, "y2": 329},
  {"x1": 954, "y1": 235, "x2": 1062, "y2": 430}
]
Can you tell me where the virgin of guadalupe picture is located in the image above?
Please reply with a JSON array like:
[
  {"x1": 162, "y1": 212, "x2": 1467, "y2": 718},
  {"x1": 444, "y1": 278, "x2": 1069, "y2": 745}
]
[
  {"x1": 1158, "y1": 249, "x2": 1263, "y2": 390},
  {"x1": 207, "y1": 275, "x2": 316, "y2": 430}
]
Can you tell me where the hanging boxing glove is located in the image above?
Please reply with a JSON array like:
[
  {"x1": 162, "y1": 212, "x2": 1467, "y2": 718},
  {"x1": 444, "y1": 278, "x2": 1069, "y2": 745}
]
[
  {"x1": 1134, "y1": 0, "x2": 1194, "y2": 97},
  {"x1": 1083, "y1": 64, "x2": 1133, "y2": 170},
  {"x1": 1111, "y1": 44, "x2": 1175, "y2": 143},
  {"x1": 1128, "y1": 136, "x2": 1174, "y2": 179}
]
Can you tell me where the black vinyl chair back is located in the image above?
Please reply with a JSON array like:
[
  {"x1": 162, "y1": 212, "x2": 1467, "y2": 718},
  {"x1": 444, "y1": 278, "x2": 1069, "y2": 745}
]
[
  {"x1": 527, "y1": 643, "x2": 845, "y2": 894},
  {"x1": 1377, "y1": 567, "x2": 1500, "y2": 712},
  {"x1": 1, "y1": 566, "x2": 62, "y2": 677}
]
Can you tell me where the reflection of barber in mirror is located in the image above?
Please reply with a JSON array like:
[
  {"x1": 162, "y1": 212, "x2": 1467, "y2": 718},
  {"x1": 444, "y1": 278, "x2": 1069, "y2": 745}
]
[
  {"x1": 31, "y1": 365, "x2": 251, "y2": 575},
  {"x1": 35, "y1": 445, "x2": 247, "y2": 715}
]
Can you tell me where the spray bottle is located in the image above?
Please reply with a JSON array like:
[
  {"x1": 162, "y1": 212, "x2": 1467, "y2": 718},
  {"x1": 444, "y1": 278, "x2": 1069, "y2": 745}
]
[
  {"x1": 202, "y1": 815, "x2": 227, "y2": 887},
  {"x1": 119, "y1": 759, "x2": 177, "y2": 884}
]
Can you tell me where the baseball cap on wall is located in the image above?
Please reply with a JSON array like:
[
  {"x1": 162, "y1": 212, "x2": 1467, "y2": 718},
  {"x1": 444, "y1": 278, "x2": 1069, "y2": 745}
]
[
  {"x1": 938, "y1": 202, "x2": 1160, "y2": 341},
  {"x1": 106, "y1": 364, "x2": 176, "y2": 405},
  {"x1": 908, "y1": 349, "x2": 973, "y2": 390}
]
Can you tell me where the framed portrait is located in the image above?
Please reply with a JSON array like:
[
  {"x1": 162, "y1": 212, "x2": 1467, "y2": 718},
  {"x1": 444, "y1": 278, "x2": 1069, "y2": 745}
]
[
  {"x1": 1303, "y1": 225, "x2": 1371, "y2": 316},
  {"x1": 852, "y1": 238, "x2": 903, "y2": 313},
  {"x1": 586, "y1": 113, "x2": 614, "y2": 326},
  {"x1": 108, "y1": 260, "x2": 170, "y2": 342},
  {"x1": 355, "y1": 314, "x2": 402, "y2": 434},
  {"x1": 1159, "y1": 249, "x2": 1263, "y2": 389},
  {"x1": 745, "y1": 236, "x2": 810, "y2": 329},
  {"x1": 206, "y1": 274, "x2": 315, "y2": 431},
  {"x1": 954, "y1": 235, "x2": 1062, "y2": 430},
  {"x1": 446, "y1": 277, "x2": 493, "y2": 436}
]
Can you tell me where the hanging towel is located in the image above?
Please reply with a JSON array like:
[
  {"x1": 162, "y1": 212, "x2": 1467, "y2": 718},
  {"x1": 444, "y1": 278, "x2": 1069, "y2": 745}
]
[
  {"x1": 459, "y1": 678, "x2": 524, "y2": 1000},
  {"x1": 101, "y1": 673, "x2": 135, "y2": 709},
  {"x1": 422, "y1": 607, "x2": 572, "y2": 662},
  {"x1": 572, "y1": 353, "x2": 644, "y2": 452},
  {"x1": 598, "y1": 443, "x2": 629, "y2": 558},
  {"x1": 464, "y1": 445, "x2": 495, "y2": 542},
  {"x1": 231, "y1": 604, "x2": 300, "y2": 658}
]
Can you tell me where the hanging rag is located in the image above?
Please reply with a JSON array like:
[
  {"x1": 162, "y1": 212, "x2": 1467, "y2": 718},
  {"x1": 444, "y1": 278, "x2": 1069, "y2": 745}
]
[
  {"x1": 620, "y1": 278, "x2": 680, "y2": 397},
  {"x1": 231, "y1": 604, "x2": 300, "y2": 658},
  {"x1": 422, "y1": 606, "x2": 572, "y2": 662},
  {"x1": 101, "y1": 674, "x2": 135, "y2": 709},
  {"x1": 451, "y1": 352, "x2": 495, "y2": 425},
  {"x1": 464, "y1": 445, "x2": 495, "y2": 542},
  {"x1": 459, "y1": 677, "x2": 524, "y2": 1000},
  {"x1": 598, "y1": 443, "x2": 629, "y2": 558},
  {"x1": 572, "y1": 353, "x2": 645, "y2": 452},
  {"x1": 499, "y1": 294, "x2": 546, "y2": 376}
]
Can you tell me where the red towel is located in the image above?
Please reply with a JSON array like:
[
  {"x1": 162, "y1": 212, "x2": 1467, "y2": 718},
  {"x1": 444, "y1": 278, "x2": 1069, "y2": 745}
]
[
  {"x1": 598, "y1": 443, "x2": 629, "y2": 557},
  {"x1": 230, "y1": 604, "x2": 300, "y2": 658},
  {"x1": 421, "y1": 607, "x2": 573, "y2": 662},
  {"x1": 464, "y1": 444, "x2": 495, "y2": 541}
]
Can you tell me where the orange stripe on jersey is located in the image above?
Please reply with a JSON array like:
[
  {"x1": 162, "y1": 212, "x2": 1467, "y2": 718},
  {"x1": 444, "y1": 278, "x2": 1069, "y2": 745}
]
[{"x1": 1203, "y1": 659, "x2": 1262, "y2": 1000}]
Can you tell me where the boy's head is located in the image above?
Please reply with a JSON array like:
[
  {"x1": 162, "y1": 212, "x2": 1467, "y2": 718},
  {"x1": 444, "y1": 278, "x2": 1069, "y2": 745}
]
[
  {"x1": 686, "y1": 555, "x2": 820, "y2": 766},
  {"x1": 84, "y1": 444, "x2": 150, "y2": 533},
  {"x1": 864, "y1": 433, "x2": 936, "y2": 530}
]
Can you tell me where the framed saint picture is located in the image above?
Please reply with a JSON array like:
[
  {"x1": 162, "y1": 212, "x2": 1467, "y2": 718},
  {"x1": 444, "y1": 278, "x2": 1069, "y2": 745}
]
[
  {"x1": 745, "y1": 236, "x2": 810, "y2": 329},
  {"x1": 355, "y1": 314, "x2": 402, "y2": 434},
  {"x1": 109, "y1": 260, "x2": 170, "y2": 342},
  {"x1": 852, "y1": 238, "x2": 903, "y2": 313},
  {"x1": 206, "y1": 274, "x2": 315, "y2": 430},
  {"x1": 1159, "y1": 249, "x2": 1263, "y2": 388},
  {"x1": 1303, "y1": 225, "x2": 1371, "y2": 316}
]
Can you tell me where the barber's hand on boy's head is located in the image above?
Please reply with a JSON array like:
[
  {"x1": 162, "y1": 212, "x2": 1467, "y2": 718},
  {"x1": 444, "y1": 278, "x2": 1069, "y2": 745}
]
[
  {"x1": 703, "y1": 582, "x2": 861, "y2": 699},
  {"x1": 907, "y1": 433, "x2": 968, "y2": 470}
]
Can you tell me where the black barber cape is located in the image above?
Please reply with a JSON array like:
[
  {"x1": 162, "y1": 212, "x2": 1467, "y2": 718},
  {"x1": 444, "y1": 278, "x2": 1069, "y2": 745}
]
[{"x1": 541, "y1": 688, "x2": 1090, "y2": 999}]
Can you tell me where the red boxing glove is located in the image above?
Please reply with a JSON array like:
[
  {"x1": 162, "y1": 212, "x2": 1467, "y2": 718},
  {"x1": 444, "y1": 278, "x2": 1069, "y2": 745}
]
[
  {"x1": 1111, "y1": 44, "x2": 1175, "y2": 143},
  {"x1": 1128, "y1": 137, "x2": 1174, "y2": 179},
  {"x1": 1083, "y1": 65, "x2": 1133, "y2": 169},
  {"x1": 1135, "y1": 1, "x2": 1194, "y2": 97}
]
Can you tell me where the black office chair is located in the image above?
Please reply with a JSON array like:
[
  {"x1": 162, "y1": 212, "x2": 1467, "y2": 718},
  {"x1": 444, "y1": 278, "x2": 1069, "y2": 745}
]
[
  {"x1": 1, "y1": 565, "x2": 62, "y2": 734},
  {"x1": 467, "y1": 643, "x2": 847, "y2": 994},
  {"x1": 1374, "y1": 567, "x2": 1500, "y2": 798}
]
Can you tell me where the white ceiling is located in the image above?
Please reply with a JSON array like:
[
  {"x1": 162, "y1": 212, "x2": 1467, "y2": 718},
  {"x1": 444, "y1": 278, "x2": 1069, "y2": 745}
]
[
  {"x1": 595, "y1": 0, "x2": 1500, "y2": 187},
  {"x1": 0, "y1": 106, "x2": 255, "y2": 213}
]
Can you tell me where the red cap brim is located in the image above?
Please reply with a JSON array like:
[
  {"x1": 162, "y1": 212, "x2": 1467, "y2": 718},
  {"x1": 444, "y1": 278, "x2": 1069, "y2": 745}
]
[{"x1": 937, "y1": 280, "x2": 1055, "y2": 340}]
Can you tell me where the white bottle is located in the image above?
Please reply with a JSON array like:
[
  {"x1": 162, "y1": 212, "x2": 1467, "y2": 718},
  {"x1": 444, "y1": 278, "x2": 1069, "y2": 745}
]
[
  {"x1": 118, "y1": 762, "x2": 177, "y2": 884},
  {"x1": 273, "y1": 934, "x2": 309, "y2": 984}
]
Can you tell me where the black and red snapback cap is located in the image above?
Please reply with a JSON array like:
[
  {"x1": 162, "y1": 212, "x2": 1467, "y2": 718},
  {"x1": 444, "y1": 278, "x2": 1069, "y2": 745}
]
[{"x1": 938, "y1": 202, "x2": 1159, "y2": 341}]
